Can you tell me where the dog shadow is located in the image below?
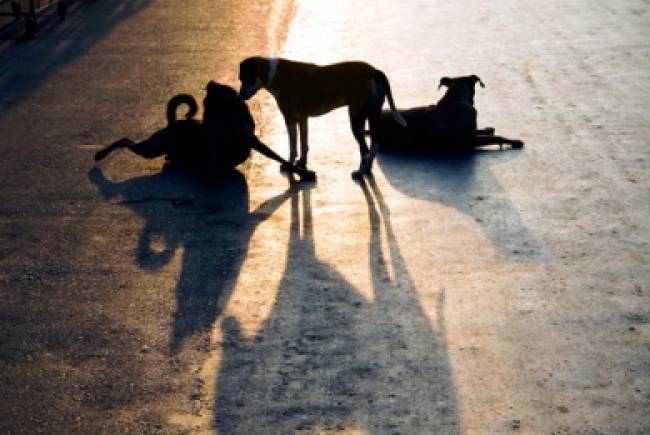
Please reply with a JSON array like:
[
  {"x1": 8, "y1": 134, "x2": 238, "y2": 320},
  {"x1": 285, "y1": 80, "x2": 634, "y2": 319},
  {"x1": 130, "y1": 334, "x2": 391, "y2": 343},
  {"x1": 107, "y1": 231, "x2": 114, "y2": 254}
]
[
  {"x1": 377, "y1": 148, "x2": 545, "y2": 261},
  {"x1": 89, "y1": 165, "x2": 295, "y2": 353},
  {"x1": 214, "y1": 175, "x2": 460, "y2": 433}
]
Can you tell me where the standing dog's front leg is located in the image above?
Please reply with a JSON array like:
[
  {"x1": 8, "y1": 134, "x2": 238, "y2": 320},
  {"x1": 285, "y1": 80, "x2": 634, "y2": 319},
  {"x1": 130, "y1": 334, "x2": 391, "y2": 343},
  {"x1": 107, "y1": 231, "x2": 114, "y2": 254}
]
[
  {"x1": 280, "y1": 122, "x2": 298, "y2": 172},
  {"x1": 297, "y1": 118, "x2": 308, "y2": 169},
  {"x1": 287, "y1": 122, "x2": 298, "y2": 163}
]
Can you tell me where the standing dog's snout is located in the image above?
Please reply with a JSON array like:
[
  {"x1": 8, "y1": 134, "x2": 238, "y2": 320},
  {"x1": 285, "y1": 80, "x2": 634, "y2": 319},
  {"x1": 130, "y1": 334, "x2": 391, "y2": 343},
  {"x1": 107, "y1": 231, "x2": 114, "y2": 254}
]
[{"x1": 237, "y1": 82, "x2": 261, "y2": 101}]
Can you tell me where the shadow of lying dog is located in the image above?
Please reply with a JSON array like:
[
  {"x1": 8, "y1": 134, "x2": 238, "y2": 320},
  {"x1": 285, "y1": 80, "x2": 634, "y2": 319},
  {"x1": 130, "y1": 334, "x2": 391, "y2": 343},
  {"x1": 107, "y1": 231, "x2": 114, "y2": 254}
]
[
  {"x1": 377, "y1": 148, "x2": 546, "y2": 262},
  {"x1": 89, "y1": 165, "x2": 301, "y2": 353},
  {"x1": 373, "y1": 75, "x2": 542, "y2": 261}
]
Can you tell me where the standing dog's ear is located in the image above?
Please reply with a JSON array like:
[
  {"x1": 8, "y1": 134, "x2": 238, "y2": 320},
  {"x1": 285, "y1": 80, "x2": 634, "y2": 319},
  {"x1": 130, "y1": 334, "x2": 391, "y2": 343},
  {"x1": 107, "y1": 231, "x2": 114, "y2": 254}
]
[
  {"x1": 471, "y1": 75, "x2": 485, "y2": 88},
  {"x1": 438, "y1": 77, "x2": 452, "y2": 90}
]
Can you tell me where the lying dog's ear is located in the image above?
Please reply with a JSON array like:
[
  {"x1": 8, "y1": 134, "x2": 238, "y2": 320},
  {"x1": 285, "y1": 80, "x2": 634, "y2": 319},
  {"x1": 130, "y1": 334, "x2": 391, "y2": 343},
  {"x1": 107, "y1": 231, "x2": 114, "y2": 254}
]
[
  {"x1": 471, "y1": 75, "x2": 485, "y2": 88},
  {"x1": 438, "y1": 77, "x2": 452, "y2": 90}
]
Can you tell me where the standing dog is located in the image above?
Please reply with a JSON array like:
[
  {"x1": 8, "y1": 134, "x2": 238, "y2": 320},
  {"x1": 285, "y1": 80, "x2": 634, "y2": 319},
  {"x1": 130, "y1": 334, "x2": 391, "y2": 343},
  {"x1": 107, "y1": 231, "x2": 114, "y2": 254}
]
[
  {"x1": 238, "y1": 57, "x2": 407, "y2": 179},
  {"x1": 94, "y1": 81, "x2": 316, "y2": 181},
  {"x1": 373, "y1": 75, "x2": 523, "y2": 151}
]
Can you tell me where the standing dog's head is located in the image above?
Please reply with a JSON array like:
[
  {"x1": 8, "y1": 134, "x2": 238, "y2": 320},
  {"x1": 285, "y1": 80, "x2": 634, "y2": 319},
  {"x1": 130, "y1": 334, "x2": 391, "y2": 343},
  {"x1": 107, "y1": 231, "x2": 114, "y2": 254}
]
[
  {"x1": 438, "y1": 75, "x2": 485, "y2": 105},
  {"x1": 238, "y1": 56, "x2": 271, "y2": 100}
]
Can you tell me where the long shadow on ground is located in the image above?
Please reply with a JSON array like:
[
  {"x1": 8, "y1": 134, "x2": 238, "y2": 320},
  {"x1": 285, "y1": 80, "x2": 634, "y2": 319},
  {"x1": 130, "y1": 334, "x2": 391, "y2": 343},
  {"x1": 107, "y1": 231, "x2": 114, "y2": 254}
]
[
  {"x1": 378, "y1": 148, "x2": 545, "y2": 261},
  {"x1": 0, "y1": 0, "x2": 151, "y2": 117},
  {"x1": 214, "y1": 175, "x2": 460, "y2": 433},
  {"x1": 90, "y1": 166, "x2": 294, "y2": 353}
]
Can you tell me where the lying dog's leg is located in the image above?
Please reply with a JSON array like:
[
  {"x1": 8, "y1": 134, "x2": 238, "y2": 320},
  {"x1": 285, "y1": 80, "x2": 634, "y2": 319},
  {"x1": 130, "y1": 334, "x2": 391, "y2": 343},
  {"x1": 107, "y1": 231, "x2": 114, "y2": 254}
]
[
  {"x1": 95, "y1": 136, "x2": 170, "y2": 161},
  {"x1": 95, "y1": 127, "x2": 177, "y2": 162},
  {"x1": 251, "y1": 137, "x2": 316, "y2": 181},
  {"x1": 280, "y1": 122, "x2": 298, "y2": 172},
  {"x1": 471, "y1": 135, "x2": 524, "y2": 149},
  {"x1": 296, "y1": 118, "x2": 308, "y2": 169},
  {"x1": 476, "y1": 127, "x2": 495, "y2": 136}
]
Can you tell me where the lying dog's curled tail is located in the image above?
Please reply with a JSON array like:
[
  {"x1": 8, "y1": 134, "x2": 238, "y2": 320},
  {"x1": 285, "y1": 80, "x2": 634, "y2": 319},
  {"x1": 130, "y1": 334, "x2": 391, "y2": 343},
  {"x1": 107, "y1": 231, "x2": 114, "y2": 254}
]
[
  {"x1": 166, "y1": 94, "x2": 198, "y2": 124},
  {"x1": 374, "y1": 70, "x2": 407, "y2": 127}
]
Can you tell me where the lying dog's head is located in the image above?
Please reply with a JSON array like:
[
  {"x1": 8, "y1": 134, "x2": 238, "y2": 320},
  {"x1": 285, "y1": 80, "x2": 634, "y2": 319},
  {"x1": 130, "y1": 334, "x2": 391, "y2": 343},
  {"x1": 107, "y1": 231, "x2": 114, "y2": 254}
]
[
  {"x1": 438, "y1": 75, "x2": 485, "y2": 104},
  {"x1": 204, "y1": 80, "x2": 239, "y2": 119},
  {"x1": 238, "y1": 56, "x2": 271, "y2": 100},
  {"x1": 438, "y1": 75, "x2": 485, "y2": 90}
]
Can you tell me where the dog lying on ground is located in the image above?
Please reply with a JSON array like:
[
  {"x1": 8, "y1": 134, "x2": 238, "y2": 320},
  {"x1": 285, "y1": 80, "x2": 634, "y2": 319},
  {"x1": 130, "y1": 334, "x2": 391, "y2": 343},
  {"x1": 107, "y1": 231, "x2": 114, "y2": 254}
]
[
  {"x1": 238, "y1": 57, "x2": 407, "y2": 179},
  {"x1": 94, "y1": 81, "x2": 316, "y2": 181},
  {"x1": 373, "y1": 75, "x2": 523, "y2": 152}
]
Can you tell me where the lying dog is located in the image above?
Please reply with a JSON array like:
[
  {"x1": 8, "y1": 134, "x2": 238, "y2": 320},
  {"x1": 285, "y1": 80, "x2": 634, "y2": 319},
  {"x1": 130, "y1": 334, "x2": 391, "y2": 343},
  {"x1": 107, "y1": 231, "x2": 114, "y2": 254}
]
[
  {"x1": 374, "y1": 75, "x2": 523, "y2": 152},
  {"x1": 94, "y1": 81, "x2": 316, "y2": 181},
  {"x1": 238, "y1": 57, "x2": 407, "y2": 179}
]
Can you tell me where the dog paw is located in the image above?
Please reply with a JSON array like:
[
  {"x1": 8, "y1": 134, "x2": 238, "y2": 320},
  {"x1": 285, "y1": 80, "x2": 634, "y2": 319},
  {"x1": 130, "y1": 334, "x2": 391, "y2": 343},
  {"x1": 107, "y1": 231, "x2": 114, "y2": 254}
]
[
  {"x1": 511, "y1": 140, "x2": 524, "y2": 149},
  {"x1": 300, "y1": 169, "x2": 317, "y2": 182},
  {"x1": 351, "y1": 170, "x2": 364, "y2": 181},
  {"x1": 94, "y1": 148, "x2": 110, "y2": 161},
  {"x1": 280, "y1": 162, "x2": 293, "y2": 172}
]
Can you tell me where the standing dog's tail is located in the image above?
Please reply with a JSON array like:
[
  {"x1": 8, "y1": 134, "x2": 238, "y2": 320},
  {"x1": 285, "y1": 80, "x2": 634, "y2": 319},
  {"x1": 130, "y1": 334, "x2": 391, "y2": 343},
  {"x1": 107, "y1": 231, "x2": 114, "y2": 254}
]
[
  {"x1": 166, "y1": 94, "x2": 198, "y2": 124},
  {"x1": 374, "y1": 70, "x2": 407, "y2": 127}
]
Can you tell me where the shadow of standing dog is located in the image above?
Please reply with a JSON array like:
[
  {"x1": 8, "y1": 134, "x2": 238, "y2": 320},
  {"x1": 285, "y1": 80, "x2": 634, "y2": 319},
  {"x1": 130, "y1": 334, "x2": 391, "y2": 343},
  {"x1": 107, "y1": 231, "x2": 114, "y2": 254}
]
[{"x1": 214, "y1": 174, "x2": 460, "y2": 433}]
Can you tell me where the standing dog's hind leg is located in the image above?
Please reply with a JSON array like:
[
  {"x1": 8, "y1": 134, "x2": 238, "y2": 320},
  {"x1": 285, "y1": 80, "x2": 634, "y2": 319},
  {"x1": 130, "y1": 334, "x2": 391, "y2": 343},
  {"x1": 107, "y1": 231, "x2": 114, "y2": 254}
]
[
  {"x1": 349, "y1": 107, "x2": 370, "y2": 180},
  {"x1": 365, "y1": 97, "x2": 384, "y2": 174}
]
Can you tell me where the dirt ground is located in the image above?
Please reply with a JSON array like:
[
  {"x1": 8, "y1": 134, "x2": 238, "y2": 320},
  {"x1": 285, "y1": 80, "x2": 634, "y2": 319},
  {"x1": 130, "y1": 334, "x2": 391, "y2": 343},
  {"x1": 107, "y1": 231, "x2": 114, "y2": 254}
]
[{"x1": 0, "y1": 0, "x2": 649, "y2": 434}]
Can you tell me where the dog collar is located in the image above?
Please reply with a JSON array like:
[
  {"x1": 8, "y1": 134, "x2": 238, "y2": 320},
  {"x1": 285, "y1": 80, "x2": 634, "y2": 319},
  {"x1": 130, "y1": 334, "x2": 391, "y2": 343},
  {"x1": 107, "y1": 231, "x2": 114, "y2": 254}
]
[{"x1": 267, "y1": 57, "x2": 280, "y2": 86}]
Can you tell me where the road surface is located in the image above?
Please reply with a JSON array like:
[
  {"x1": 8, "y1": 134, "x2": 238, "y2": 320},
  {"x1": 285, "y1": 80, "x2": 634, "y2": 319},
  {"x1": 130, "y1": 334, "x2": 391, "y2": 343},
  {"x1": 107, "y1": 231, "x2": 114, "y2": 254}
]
[{"x1": 0, "y1": 0, "x2": 648, "y2": 433}]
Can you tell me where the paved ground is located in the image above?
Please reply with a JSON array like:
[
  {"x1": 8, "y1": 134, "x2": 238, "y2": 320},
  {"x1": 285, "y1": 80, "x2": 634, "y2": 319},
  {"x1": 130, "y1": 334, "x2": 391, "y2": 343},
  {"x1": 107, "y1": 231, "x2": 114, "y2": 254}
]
[
  {"x1": 0, "y1": 0, "x2": 291, "y2": 432},
  {"x1": 1, "y1": 0, "x2": 649, "y2": 434}
]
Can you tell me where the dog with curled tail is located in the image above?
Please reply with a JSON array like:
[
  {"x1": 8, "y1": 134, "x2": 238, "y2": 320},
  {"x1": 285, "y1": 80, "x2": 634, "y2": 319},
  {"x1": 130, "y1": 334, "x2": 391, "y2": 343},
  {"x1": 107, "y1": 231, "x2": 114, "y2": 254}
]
[{"x1": 94, "y1": 81, "x2": 316, "y2": 181}]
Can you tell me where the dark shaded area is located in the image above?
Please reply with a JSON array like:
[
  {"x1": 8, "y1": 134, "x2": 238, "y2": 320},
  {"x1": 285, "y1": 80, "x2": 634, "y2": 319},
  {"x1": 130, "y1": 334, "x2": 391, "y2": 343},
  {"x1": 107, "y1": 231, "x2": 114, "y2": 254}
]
[
  {"x1": 0, "y1": 0, "x2": 285, "y2": 432},
  {"x1": 0, "y1": 0, "x2": 151, "y2": 118},
  {"x1": 0, "y1": 304, "x2": 172, "y2": 433},
  {"x1": 90, "y1": 165, "x2": 296, "y2": 353},
  {"x1": 214, "y1": 175, "x2": 460, "y2": 433},
  {"x1": 378, "y1": 148, "x2": 545, "y2": 260}
]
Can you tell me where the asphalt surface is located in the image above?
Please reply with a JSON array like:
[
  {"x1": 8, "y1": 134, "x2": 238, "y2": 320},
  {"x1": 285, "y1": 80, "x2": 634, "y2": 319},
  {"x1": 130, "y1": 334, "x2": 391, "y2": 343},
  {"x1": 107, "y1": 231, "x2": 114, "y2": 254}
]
[
  {"x1": 0, "y1": 0, "x2": 292, "y2": 433},
  {"x1": 1, "y1": 0, "x2": 649, "y2": 434}
]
